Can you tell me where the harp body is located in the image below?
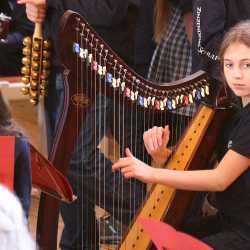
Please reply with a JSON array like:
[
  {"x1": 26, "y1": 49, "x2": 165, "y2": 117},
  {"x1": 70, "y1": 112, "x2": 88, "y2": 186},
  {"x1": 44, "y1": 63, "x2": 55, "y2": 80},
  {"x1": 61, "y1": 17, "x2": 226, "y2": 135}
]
[{"x1": 36, "y1": 11, "x2": 232, "y2": 250}]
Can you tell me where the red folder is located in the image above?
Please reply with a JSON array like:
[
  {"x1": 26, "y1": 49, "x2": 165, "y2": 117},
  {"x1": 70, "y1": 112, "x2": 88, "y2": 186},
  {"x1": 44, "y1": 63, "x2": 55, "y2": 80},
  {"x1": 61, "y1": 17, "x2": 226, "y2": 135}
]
[
  {"x1": 0, "y1": 136, "x2": 15, "y2": 191},
  {"x1": 30, "y1": 144, "x2": 74, "y2": 202},
  {"x1": 138, "y1": 218, "x2": 213, "y2": 250}
]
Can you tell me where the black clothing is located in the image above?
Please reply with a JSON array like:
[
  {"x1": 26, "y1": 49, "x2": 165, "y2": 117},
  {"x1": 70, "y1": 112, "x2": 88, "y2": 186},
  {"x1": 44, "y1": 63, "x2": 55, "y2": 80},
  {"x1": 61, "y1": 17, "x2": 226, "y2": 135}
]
[
  {"x1": 171, "y1": 0, "x2": 193, "y2": 13},
  {"x1": 182, "y1": 102, "x2": 250, "y2": 249},
  {"x1": 0, "y1": 1, "x2": 33, "y2": 75},
  {"x1": 215, "y1": 102, "x2": 250, "y2": 238},
  {"x1": 192, "y1": 0, "x2": 250, "y2": 80},
  {"x1": 14, "y1": 136, "x2": 31, "y2": 218},
  {"x1": 45, "y1": 0, "x2": 155, "y2": 70}
]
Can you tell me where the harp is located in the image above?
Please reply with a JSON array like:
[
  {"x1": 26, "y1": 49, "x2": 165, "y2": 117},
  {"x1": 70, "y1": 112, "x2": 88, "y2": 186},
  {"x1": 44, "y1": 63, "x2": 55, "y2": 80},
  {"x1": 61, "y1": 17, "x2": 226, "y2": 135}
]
[{"x1": 36, "y1": 10, "x2": 232, "y2": 250}]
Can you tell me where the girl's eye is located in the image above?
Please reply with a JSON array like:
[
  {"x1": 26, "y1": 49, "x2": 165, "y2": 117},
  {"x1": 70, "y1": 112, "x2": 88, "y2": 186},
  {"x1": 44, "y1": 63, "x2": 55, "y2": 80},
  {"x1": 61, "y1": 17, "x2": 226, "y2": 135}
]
[
  {"x1": 242, "y1": 63, "x2": 250, "y2": 69},
  {"x1": 224, "y1": 63, "x2": 233, "y2": 69}
]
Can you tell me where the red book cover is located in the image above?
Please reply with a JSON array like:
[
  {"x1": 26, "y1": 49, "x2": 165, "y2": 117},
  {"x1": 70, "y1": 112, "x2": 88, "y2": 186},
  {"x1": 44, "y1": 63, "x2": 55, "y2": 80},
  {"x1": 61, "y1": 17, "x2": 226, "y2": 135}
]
[
  {"x1": 138, "y1": 218, "x2": 213, "y2": 250},
  {"x1": 0, "y1": 136, "x2": 15, "y2": 191}
]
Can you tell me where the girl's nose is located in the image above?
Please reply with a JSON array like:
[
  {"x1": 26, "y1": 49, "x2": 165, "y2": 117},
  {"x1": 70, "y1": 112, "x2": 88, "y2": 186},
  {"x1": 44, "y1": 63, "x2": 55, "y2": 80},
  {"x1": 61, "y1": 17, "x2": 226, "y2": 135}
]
[{"x1": 232, "y1": 67, "x2": 243, "y2": 79}]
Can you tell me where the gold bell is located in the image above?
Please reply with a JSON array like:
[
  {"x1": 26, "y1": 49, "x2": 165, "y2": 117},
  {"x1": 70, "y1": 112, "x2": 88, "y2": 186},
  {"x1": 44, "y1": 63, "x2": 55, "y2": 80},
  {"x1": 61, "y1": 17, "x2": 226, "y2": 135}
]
[
  {"x1": 41, "y1": 70, "x2": 50, "y2": 79},
  {"x1": 23, "y1": 47, "x2": 31, "y2": 56},
  {"x1": 30, "y1": 98, "x2": 39, "y2": 105},
  {"x1": 30, "y1": 80, "x2": 38, "y2": 88},
  {"x1": 33, "y1": 41, "x2": 41, "y2": 51},
  {"x1": 21, "y1": 87, "x2": 29, "y2": 95},
  {"x1": 41, "y1": 79, "x2": 48, "y2": 87},
  {"x1": 32, "y1": 61, "x2": 40, "y2": 71},
  {"x1": 42, "y1": 60, "x2": 50, "y2": 69},
  {"x1": 43, "y1": 40, "x2": 51, "y2": 49},
  {"x1": 32, "y1": 51, "x2": 40, "y2": 61},
  {"x1": 22, "y1": 57, "x2": 31, "y2": 66},
  {"x1": 21, "y1": 66, "x2": 30, "y2": 75},
  {"x1": 31, "y1": 71, "x2": 39, "y2": 80},
  {"x1": 30, "y1": 89, "x2": 39, "y2": 98},
  {"x1": 21, "y1": 76, "x2": 30, "y2": 84},
  {"x1": 23, "y1": 36, "x2": 32, "y2": 46},
  {"x1": 40, "y1": 89, "x2": 48, "y2": 96},
  {"x1": 43, "y1": 50, "x2": 51, "y2": 59}
]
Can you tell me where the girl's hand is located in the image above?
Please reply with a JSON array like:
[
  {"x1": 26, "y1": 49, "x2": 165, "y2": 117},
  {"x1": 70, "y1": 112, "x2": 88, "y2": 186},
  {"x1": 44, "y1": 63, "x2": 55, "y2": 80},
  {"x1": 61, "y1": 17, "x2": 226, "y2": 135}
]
[
  {"x1": 143, "y1": 125, "x2": 171, "y2": 166},
  {"x1": 18, "y1": 0, "x2": 46, "y2": 23},
  {"x1": 112, "y1": 148, "x2": 156, "y2": 184}
]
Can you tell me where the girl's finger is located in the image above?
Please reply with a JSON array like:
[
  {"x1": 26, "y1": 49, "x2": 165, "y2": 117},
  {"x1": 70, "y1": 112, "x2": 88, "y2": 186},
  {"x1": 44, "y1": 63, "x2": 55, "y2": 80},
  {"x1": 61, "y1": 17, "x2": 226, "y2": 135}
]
[
  {"x1": 112, "y1": 157, "x2": 131, "y2": 171},
  {"x1": 125, "y1": 148, "x2": 133, "y2": 158},
  {"x1": 151, "y1": 127, "x2": 159, "y2": 150},
  {"x1": 144, "y1": 130, "x2": 154, "y2": 152},
  {"x1": 156, "y1": 126, "x2": 163, "y2": 147},
  {"x1": 162, "y1": 125, "x2": 170, "y2": 147}
]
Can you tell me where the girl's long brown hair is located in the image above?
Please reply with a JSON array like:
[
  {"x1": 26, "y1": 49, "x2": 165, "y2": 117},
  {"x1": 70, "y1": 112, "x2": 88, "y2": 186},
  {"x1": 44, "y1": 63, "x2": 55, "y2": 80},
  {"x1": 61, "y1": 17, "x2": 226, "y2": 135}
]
[
  {"x1": 154, "y1": 0, "x2": 171, "y2": 43},
  {"x1": 219, "y1": 21, "x2": 250, "y2": 103},
  {"x1": 219, "y1": 20, "x2": 250, "y2": 62}
]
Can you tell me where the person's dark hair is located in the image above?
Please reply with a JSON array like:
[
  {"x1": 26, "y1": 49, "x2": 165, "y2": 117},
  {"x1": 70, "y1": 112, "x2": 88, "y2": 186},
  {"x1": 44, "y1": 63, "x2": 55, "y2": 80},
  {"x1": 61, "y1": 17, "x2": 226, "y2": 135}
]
[{"x1": 0, "y1": 91, "x2": 22, "y2": 136}]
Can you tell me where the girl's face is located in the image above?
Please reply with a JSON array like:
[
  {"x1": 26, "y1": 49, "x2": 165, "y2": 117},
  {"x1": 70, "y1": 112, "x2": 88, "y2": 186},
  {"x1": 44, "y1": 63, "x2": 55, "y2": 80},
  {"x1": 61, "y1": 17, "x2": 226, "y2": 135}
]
[{"x1": 223, "y1": 42, "x2": 250, "y2": 101}]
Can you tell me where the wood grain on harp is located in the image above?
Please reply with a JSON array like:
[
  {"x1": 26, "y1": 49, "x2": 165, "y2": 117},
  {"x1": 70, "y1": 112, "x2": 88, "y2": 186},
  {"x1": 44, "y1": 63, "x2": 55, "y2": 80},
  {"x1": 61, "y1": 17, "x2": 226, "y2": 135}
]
[
  {"x1": 21, "y1": 23, "x2": 50, "y2": 105},
  {"x1": 35, "y1": 10, "x2": 232, "y2": 250}
]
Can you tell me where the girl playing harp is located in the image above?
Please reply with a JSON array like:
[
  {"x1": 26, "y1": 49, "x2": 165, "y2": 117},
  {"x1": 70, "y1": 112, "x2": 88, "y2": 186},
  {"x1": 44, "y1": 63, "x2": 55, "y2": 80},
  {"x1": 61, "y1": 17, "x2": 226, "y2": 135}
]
[{"x1": 113, "y1": 21, "x2": 250, "y2": 249}]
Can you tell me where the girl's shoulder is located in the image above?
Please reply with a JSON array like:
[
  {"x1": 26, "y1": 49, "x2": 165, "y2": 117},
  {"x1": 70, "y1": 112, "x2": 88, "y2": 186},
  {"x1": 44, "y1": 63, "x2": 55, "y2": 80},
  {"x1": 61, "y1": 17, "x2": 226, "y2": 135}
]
[{"x1": 229, "y1": 104, "x2": 250, "y2": 159}]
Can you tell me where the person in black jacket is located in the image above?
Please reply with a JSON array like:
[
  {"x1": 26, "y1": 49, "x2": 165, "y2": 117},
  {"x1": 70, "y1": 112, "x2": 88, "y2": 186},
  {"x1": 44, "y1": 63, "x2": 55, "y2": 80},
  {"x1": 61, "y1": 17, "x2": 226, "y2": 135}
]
[
  {"x1": 0, "y1": 0, "x2": 33, "y2": 76},
  {"x1": 18, "y1": 0, "x2": 155, "y2": 249},
  {"x1": 192, "y1": 0, "x2": 250, "y2": 81}
]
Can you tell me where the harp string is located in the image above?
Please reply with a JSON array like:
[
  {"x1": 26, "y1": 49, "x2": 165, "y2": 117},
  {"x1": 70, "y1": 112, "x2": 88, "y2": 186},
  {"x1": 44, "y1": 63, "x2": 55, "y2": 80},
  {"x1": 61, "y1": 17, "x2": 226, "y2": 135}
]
[{"x1": 73, "y1": 16, "x2": 208, "y2": 248}]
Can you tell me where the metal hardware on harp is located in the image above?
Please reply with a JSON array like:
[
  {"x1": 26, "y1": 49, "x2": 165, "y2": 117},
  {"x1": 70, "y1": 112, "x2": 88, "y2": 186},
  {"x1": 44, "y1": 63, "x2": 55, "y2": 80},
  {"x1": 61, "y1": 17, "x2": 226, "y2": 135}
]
[
  {"x1": 21, "y1": 23, "x2": 51, "y2": 105},
  {"x1": 0, "y1": 13, "x2": 11, "y2": 40}
]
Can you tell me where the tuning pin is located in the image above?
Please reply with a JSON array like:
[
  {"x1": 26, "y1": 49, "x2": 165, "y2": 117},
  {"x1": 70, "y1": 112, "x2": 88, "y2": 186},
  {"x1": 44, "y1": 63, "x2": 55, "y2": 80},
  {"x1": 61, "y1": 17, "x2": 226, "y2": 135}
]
[
  {"x1": 42, "y1": 50, "x2": 51, "y2": 59},
  {"x1": 22, "y1": 57, "x2": 31, "y2": 66},
  {"x1": 23, "y1": 36, "x2": 32, "y2": 46},
  {"x1": 23, "y1": 47, "x2": 31, "y2": 56},
  {"x1": 21, "y1": 87, "x2": 29, "y2": 95},
  {"x1": 43, "y1": 40, "x2": 51, "y2": 49},
  {"x1": 32, "y1": 61, "x2": 40, "y2": 71},
  {"x1": 21, "y1": 76, "x2": 30, "y2": 84},
  {"x1": 33, "y1": 41, "x2": 41, "y2": 51},
  {"x1": 21, "y1": 66, "x2": 30, "y2": 75},
  {"x1": 42, "y1": 60, "x2": 50, "y2": 69}
]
